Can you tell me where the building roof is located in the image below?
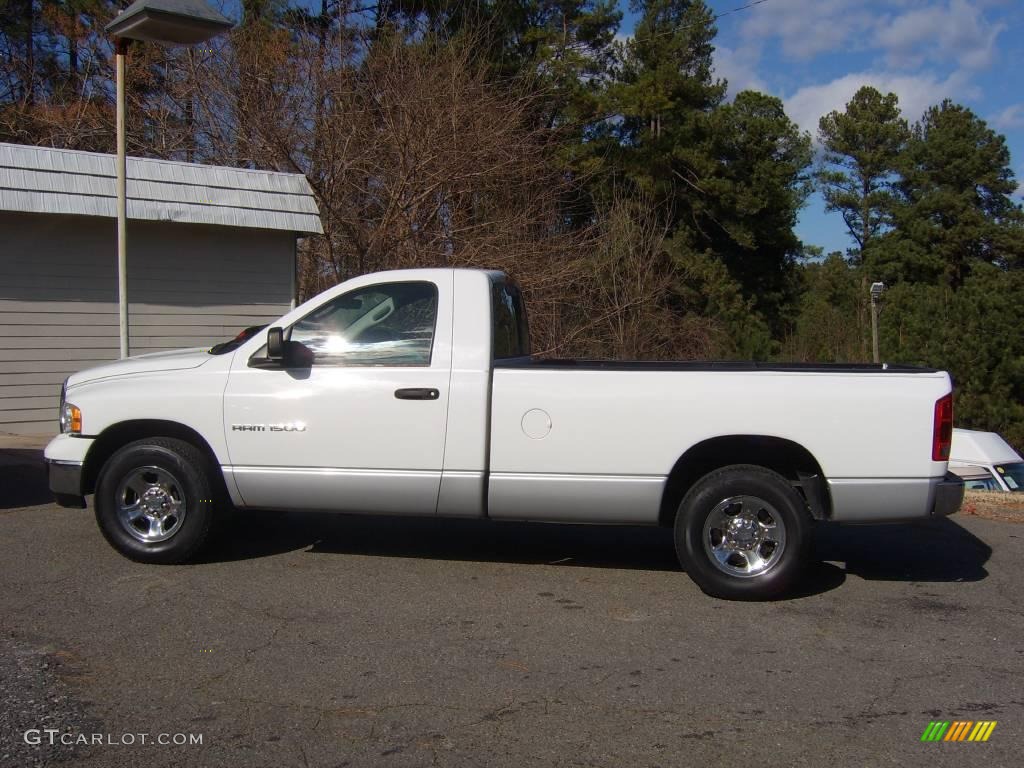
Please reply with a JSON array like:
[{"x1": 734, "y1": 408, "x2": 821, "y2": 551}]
[{"x1": 0, "y1": 142, "x2": 323, "y2": 235}]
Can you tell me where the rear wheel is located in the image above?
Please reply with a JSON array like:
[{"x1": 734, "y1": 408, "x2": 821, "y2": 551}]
[
  {"x1": 94, "y1": 438, "x2": 218, "y2": 563},
  {"x1": 674, "y1": 464, "x2": 812, "y2": 600}
]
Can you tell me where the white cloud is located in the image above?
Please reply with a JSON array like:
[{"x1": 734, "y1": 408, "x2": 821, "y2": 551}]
[
  {"x1": 710, "y1": 1, "x2": 1008, "y2": 145},
  {"x1": 876, "y1": 0, "x2": 1006, "y2": 71},
  {"x1": 992, "y1": 104, "x2": 1024, "y2": 131},
  {"x1": 784, "y1": 70, "x2": 976, "y2": 139},
  {"x1": 739, "y1": 0, "x2": 1004, "y2": 71},
  {"x1": 713, "y1": 44, "x2": 768, "y2": 96},
  {"x1": 740, "y1": 0, "x2": 879, "y2": 61}
]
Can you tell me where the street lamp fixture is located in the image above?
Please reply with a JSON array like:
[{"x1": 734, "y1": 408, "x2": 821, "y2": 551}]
[
  {"x1": 105, "y1": 0, "x2": 233, "y2": 44},
  {"x1": 105, "y1": 0, "x2": 234, "y2": 358},
  {"x1": 870, "y1": 282, "x2": 886, "y2": 364}
]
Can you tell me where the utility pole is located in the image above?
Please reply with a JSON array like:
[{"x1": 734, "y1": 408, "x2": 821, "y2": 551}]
[
  {"x1": 870, "y1": 282, "x2": 885, "y2": 364},
  {"x1": 116, "y1": 37, "x2": 129, "y2": 359},
  {"x1": 106, "y1": 0, "x2": 234, "y2": 359}
]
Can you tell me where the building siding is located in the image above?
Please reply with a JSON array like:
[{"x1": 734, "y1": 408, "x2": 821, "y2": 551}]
[{"x1": 0, "y1": 211, "x2": 296, "y2": 434}]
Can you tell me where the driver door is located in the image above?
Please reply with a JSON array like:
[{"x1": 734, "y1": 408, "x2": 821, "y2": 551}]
[{"x1": 223, "y1": 276, "x2": 453, "y2": 515}]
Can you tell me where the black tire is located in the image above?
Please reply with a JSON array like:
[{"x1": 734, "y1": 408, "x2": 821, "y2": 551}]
[
  {"x1": 94, "y1": 437, "x2": 218, "y2": 564},
  {"x1": 674, "y1": 464, "x2": 812, "y2": 600}
]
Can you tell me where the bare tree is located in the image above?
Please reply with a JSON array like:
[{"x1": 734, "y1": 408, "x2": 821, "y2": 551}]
[
  {"x1": 563, "y1": 193, "x2": 716, "y2": 360},
  {"x1": 2, "y1": 12, "x2": 719, "y2": 361},
  {"x1": 194, "y1": 28, "x2": 590, "y2": 354}
]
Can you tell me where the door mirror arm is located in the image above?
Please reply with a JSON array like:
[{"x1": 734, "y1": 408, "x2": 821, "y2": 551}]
[{"x1": 282, "y1": 340, "x2": 314, "y2": 369}]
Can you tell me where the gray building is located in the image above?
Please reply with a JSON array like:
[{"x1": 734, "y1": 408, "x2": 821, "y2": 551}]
[{"x1": 0, "y1": 142, "x2": 322, "y2": 434}]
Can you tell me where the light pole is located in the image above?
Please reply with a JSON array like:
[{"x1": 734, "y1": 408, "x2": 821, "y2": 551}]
[
  {"x1": 105, "y1": 0, "x2": 233, "y2": 358},
  {"x1": 870, "y1": 281, "x2": 886, "y2": 364}
]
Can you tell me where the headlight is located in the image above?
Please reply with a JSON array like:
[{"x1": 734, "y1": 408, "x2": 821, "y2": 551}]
[
  {"x1": 58, "y1": 380, "x2": 67, "y2": 432},
  {"x1": 59, "y1": 382, "x2": 82, "y2": 435},
  {"x1": 60, "y1": 402, "x2": 82, "y2": 434}
]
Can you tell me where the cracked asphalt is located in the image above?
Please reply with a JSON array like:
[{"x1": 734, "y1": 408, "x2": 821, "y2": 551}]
[{"x1": 1, "y1": 448, "x2": 1023, "y2": 767}]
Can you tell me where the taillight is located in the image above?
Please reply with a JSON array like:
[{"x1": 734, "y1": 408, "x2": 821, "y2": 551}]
[{"x1": 932, "y1": 393, "x2": 953, "y2": 461}]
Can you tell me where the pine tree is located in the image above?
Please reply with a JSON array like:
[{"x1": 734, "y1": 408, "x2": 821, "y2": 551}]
[
  {"x1": 880, "y1": 100, "x2": 1024, "y2": 288},
  {"x1": 816, "y1": 86, "x2": 909, "y2": 263},
  {"x1": 787, "y1": 254, "x2": 867, "y2": 362},
  {"x1": 702, "y1": 90, "x2": 811, "y2": 335},
  {"x1": 610, "y1": 0, "x2": 724, "y2": 219}
]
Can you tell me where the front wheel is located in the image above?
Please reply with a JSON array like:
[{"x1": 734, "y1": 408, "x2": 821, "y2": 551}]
[
  {"x1": 94, "y1": 438, "x2": 218, "y2": 564},
  {"x1": 675, "y1": 464, "x2": 812, "y2": 600}
]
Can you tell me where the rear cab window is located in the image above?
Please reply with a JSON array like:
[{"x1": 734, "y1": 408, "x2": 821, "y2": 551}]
[{"x1": 491, "y1": 278, "x2": 531, "y2": 360}]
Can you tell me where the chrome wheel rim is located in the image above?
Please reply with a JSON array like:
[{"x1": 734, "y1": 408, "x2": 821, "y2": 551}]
[
  {"x1": 115, "y1": 466, "x2": 187, "y2": 543},
  {"x1": 702, "y1": 495, "x2": 786, "y2": 578}
]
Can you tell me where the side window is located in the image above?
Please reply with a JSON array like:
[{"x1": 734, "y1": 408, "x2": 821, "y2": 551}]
[
  {"x1": 290, "y1": 281, "x2": 438, "y2": 366},
  {"x1": 492, "y1": 280, "x2": 531, "y2": 359}
]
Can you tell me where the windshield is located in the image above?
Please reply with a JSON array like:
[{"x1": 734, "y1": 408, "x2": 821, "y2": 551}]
[
  {"x1": 995, "y1": 462, "x2": 1024, "y2": 492},
  {"x1": 209, "y1": 325, "x2": 266, "y2": 355},
  {"x1": 961, "y1": 474, "x2": 1002, "y2": 492}
]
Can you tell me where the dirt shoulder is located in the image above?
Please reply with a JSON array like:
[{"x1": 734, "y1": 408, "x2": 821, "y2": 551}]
[{"x1": 961, "y1": 489, "x2": 1024, "y2": 522}]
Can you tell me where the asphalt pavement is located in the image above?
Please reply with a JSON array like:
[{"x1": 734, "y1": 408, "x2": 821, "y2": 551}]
[{"x1": 1, "y1": 445, "x2": 1022, "y2": 767}]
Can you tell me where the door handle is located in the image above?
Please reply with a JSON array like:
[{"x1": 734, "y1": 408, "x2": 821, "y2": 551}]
[{"x1": 394, "y1": 388, "x2": 440, "y2": 400}]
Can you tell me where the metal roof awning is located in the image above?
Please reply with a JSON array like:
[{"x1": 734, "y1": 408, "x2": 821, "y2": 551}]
[{"x1": 0, "y1": 142, "x2": 324, "y2": 235}]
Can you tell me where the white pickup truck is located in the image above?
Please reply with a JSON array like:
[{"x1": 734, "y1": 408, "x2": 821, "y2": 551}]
[{"x1": 45, "y1": 268, "x2": 963, "y2": 599}]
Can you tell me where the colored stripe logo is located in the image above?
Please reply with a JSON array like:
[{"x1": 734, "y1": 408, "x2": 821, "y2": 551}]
[{"x1": 921, "y1": 721, "x2": 997, "y2": 742}]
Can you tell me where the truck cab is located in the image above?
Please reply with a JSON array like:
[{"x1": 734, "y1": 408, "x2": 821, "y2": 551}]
[{"x1": 221, "y1": 269, "x2": 512, "y2": 517}]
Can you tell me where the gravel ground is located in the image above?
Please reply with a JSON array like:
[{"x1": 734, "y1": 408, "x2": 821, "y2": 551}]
[{"x1": 0, "y1": 633, "x2": 99, "y2": 768}]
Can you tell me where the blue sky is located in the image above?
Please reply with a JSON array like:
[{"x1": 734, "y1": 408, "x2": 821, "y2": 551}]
[{"x1": 621, "y1": 0, "x2": 1024, "y2": 256}]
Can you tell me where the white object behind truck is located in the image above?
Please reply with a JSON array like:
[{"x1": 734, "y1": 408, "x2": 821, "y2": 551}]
[{"x1": 949, "y1": 428, "x2": 1024, "y2": 492}]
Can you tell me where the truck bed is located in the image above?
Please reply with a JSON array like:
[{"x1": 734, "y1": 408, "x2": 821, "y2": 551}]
[{"x1": 487, "y1": 360, "x2": 951, "y2": 524}]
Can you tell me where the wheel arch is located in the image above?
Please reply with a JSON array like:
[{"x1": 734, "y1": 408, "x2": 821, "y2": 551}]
[
  {"x1": 658, "y1": 435, "x2": 831, "y2": 527},
  {"x1": 82, "y1": 420, "x2": 223, "y2": 495}
]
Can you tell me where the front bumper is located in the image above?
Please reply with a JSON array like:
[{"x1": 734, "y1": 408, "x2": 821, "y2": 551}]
[
  {"x1": 44, "y1": 434, "x2": 94, "y2": 509},
  {"x1": 47, "y1": 460, "x2": 86, "y2": 508},
  {"x1": 932, "y1": 472, "x2": 965, "y2": 517}
]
